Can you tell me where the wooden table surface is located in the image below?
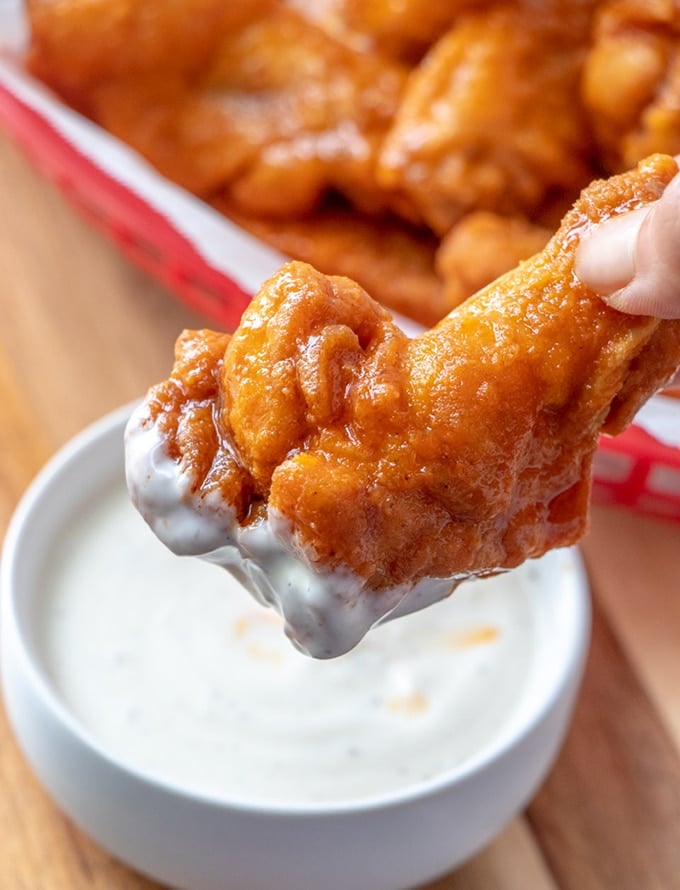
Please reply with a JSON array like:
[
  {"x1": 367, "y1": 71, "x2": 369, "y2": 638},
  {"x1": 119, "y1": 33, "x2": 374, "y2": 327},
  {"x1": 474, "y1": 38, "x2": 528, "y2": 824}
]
[{"x1": 0, "y1": 128, "x2": 679, "y2": 890}]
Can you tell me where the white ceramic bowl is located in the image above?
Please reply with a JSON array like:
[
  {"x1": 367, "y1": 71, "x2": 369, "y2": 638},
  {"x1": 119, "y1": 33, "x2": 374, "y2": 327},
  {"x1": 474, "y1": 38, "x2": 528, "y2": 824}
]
[{"x1": 1, "y1": 404, "x2": 590, "y2": 890}]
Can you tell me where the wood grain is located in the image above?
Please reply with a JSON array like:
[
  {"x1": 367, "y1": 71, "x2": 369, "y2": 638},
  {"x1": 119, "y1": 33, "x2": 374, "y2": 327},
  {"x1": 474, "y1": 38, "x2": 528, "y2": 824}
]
[
  {"x1": 582, "y1": 508, "x2": 680, "y2": 749},
  {"x1": 0, "y1": 128, "x2": 679, "y2": 889},
  {"x1": 527, "y1": 595, "x2": 680, "y2": 890}
]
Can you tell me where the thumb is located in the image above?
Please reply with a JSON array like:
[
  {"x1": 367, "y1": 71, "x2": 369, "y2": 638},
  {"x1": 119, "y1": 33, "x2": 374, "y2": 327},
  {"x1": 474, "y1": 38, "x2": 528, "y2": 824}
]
[{"x1": 575, "y1": 172, "x2": 680, "y2": 319}]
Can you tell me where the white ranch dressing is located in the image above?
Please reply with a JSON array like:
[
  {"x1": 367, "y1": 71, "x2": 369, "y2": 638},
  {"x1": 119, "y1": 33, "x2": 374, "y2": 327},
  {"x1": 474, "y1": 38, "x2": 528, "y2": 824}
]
[
  {"x1": 125, "y1": 406, "x2": 481, "y2": 658},
  {"x1": 38, "y1": 481, "x2": 540, "y2": 806}
]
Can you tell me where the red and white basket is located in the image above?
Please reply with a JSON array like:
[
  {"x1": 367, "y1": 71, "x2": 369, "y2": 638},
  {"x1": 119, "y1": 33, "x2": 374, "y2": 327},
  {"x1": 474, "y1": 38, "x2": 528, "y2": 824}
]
[
  {"x1": 1, "y1": 38, "x2": 679, "y2": 523},
  {"x1": 593, "y1": 403, "x2": 680, "y2": 522}
]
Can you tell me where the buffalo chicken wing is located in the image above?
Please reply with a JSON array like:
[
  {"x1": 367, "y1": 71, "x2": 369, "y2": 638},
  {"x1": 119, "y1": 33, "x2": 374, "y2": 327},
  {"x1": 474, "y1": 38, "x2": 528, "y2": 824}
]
[{"x1": 126, "y1": 155, "x2": 680, "y2": 656}]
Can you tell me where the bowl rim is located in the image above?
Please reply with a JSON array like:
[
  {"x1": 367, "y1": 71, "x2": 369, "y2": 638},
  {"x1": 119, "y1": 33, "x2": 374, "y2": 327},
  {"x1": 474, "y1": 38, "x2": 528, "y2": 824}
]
[{"x1": 1, "y1": 402, "x2": 591, "y2": 818}]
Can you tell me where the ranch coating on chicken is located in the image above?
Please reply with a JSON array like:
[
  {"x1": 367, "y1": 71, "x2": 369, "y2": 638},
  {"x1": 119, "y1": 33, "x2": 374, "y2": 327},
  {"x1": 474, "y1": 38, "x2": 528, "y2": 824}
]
[{"x1": 125, "y1": 407, "x2": 459, "y2": 658}]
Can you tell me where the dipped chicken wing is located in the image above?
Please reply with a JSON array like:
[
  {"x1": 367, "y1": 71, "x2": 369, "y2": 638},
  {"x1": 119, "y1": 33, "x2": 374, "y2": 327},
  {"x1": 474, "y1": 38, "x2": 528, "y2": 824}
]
[{"x1": 126, "y1": 155, "x2": 680, "y2": 657}]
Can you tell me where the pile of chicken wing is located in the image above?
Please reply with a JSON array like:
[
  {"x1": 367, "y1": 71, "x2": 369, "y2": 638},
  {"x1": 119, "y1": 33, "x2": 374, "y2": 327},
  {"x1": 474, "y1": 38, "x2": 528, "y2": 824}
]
[{"x1": 26, "y1": 0, "x2": 680, "y2": 325}]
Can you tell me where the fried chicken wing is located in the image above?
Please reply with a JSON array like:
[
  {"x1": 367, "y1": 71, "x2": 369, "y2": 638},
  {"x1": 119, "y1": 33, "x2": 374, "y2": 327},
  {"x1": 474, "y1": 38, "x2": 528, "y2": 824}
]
[
  {"x1": 286, "y1": 0, "x2": 496, "y2": 62},
  {"x1": 26, "y1": 0, "x2": 274, "y2": 108},
  {"x1": 436, "y1": 211, "x2": 551, "y2": 308},
  {"x1": 126, "y1": 154, "x2": 680, "y2": 657},
  {"x1": 22, "y1": 0, "x2": 608, "y2": 325},
  {"x1": 76, "y1": 7, "x2": 408, "y2": 214},
  {"x1": 378, "y1": 0, "x2": 598, "y2": 234},
  {"x1": 219, "y1": 201, "x2": 447, "y2": 325},
  {"x1": 582, "y1": 0, "x2": 680, "y2": 172},
  {"x1": 31, "y1": 0, "x2": 680, "y2": 329}
]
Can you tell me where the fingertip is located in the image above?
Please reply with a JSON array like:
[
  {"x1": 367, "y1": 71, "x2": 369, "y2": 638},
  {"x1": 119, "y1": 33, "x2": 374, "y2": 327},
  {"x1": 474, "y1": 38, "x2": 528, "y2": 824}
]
[
  {"x1": 600, "y1": 286, "x2": 643, "y2": 315},
  {"x1": 601, "y1": 283, "x2": 680, "y2": 319},
  {"x1": 574, "y1": 207, "x2": 649, "y2": 295}
]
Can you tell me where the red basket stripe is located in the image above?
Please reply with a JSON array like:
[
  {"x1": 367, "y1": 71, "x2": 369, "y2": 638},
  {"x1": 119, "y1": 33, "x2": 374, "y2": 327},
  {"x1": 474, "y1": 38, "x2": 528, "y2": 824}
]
[{"x1": 0, "y1": 79, "x2": 252, "y2": 330}]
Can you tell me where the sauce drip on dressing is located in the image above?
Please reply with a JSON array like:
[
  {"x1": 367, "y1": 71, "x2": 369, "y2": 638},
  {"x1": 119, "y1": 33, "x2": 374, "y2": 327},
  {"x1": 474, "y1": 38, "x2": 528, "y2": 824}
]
[{"x1": 38, "y1": 481, "x2": 539, "y2": 805}]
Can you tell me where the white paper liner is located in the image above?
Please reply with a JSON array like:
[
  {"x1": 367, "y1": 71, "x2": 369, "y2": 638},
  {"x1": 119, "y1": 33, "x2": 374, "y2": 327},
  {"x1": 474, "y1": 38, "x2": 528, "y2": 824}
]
[{"x1": 634, "y1": 395, "x2": 680, "y2": 450}]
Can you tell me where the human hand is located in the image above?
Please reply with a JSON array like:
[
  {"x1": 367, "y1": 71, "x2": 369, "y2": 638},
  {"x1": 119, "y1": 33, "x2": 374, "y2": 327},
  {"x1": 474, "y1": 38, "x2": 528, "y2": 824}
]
[{"x1": 575, "y1": 166, "x2": 680, "y2": 320}]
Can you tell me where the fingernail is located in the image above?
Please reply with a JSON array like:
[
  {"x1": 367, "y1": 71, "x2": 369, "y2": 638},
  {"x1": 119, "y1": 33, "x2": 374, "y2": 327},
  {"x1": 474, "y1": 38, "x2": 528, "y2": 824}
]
[
  {"x1": 574, "y1": 206, "x2": 651, "y2": 295},
  {"x1": 597, "y1": 286, "x2": 631, "y2": 312}
]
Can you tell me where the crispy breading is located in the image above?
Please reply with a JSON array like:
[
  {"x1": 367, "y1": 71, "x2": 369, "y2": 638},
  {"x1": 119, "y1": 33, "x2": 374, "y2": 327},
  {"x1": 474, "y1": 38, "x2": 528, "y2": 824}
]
[
  {"x1": 79, "y1": 8, "x2": 408, "y2": 214},
  {"x1": 582, "y1": 0, "x2": 680, "y2": 171},
  {"x1": 25, "y1": 0, "x2": 680, "y2": 327},
  {"x1": 26, "y1": 0, "x2": 274, "y2": 107},
  {"x1": 219, "y1": 201, "x2": 446, "y2": 325},
  {"x1": 286, "y1": 0, "x2": 495, "y2": 61},
  {"x1": 137, "y1": 155, "x2": 680, "y2": 592},
  {"x1": 378, "y1": 1, "x2": 598, "y2": 234},
  {"x1": 436, "y1": 211, "x2": 551, "y2": 308}
]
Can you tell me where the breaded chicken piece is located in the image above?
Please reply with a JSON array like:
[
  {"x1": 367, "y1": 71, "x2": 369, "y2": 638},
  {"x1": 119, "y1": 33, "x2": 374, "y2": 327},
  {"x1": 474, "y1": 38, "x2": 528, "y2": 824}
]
[
  {"x1": 378, "y1": 0, "x2": 598, "y2": 234},
  {"x1": 219, "y1": 201, "x2": 446, "y2": 325},
  {"x1": 436, "y1": 211, "x2": 551, "y2": 308},
  {"x1": 26, "y1": 0, "x2": 274, "y2": 108},
  {"x1": 73, "y1": 7, "x2": 407, "y2": 213},
  {"x1": 127, "y1": 155, "x2": 680, "y2": 656},
  {"x1": 286, "y1": 0, "x2": 495, "y2": 61},
  {"x1": 582, "y1": 0, "x2": 680, "y2": 172}
]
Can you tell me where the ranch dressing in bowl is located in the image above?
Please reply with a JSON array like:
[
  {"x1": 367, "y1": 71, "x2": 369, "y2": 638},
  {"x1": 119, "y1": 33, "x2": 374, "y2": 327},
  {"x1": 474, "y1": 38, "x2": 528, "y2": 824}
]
[
  {"x1": 2, "y1": 405, "x2": 590, "y2": 890},
  {"x1": 37, "y1": 480, "x2": 541, "y2": 806}
]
